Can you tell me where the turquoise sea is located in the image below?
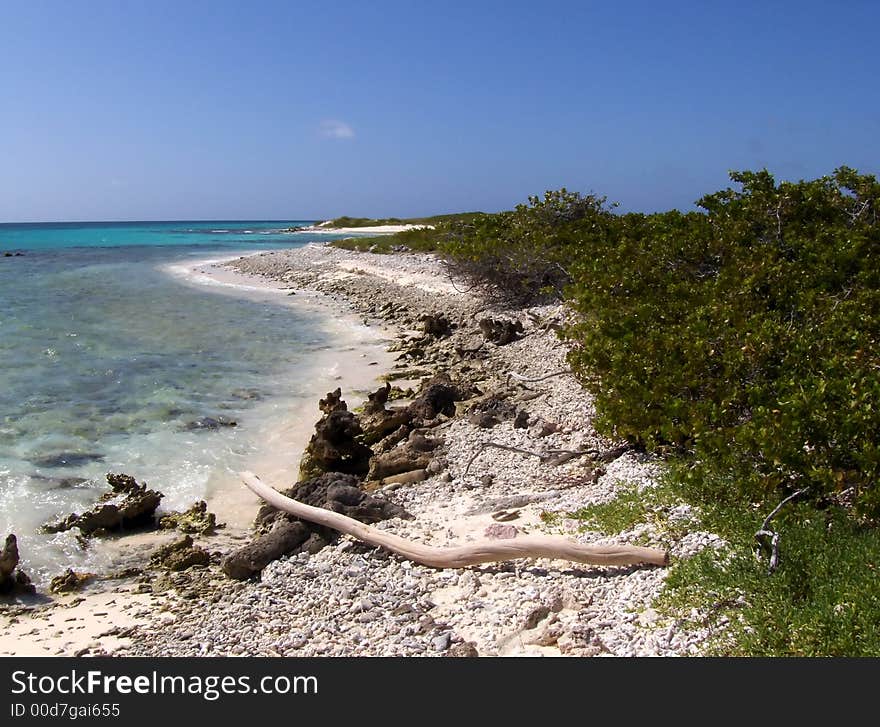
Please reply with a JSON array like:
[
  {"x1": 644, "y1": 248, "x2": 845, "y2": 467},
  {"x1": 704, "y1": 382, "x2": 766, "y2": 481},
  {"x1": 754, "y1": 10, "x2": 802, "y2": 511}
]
[{"x1": 0, "y1": 221, "x2": 382, "y2": 584}]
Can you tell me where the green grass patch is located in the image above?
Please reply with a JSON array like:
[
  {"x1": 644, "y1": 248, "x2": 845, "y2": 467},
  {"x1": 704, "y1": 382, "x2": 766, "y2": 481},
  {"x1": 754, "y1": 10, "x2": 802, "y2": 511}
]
[{"x1": 658, "y1": 503, "x2": 880, "y2": 656}]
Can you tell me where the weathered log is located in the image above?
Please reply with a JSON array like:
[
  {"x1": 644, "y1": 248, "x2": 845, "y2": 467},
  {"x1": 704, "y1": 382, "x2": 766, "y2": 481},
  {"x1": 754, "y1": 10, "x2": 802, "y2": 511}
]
[{"x1": 241, "y1": 472, "x2": 668, "y2": 569}]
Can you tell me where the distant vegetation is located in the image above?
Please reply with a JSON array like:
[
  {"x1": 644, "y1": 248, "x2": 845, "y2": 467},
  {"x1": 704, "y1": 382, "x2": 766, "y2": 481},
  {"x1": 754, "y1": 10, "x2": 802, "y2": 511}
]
[
  {"x1": 328, "y1": 212, "x2": 486, "y2": 253},
  {"x1": 345, "y1": 167, "x2": 880, "y2": 655}
]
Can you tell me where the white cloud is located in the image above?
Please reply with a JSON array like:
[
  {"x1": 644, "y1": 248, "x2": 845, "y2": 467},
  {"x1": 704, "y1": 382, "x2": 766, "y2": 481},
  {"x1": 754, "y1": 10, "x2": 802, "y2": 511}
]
[{"x1": 319, "y1": 119, "x2": 355, "y2": 140}]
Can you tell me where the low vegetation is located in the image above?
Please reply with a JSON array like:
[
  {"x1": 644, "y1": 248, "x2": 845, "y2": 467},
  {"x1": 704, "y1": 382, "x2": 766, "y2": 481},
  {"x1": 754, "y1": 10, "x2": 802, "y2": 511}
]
[
  {"x1": 353, "y1": 166, "x2": 880, "y2": 655},
  {"x1": 327, "y1": 212, "x2": 486, "y2": 253}
]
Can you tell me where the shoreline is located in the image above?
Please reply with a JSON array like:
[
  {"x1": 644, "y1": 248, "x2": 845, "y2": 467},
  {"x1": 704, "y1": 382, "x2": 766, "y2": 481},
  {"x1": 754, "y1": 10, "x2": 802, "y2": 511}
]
[
  {"x1": 0, "y1": 248, "x2": 398, "y2": 656},
  {"x1": 1, "y1": 243, "x2": 721, "y2": 657}
]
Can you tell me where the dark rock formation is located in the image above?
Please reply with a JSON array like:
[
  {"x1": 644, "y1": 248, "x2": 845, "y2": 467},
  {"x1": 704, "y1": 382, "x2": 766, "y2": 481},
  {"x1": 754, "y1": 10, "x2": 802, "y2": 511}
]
[
  {"x1": 359, "y1": 383, "x2": 413, "y2": 445},
  {"x1": 49, "y1": 569, "x2": 94, "y2": 594},
  {"x1": 298, "y1": 390, "x2": 372, "y2": 479},
  {"x1": 513, "y1": 410, "x2": 530, "y2": 429},
  {"x1": 406, "y1": 373, "x2": 459, "y2": 423},
  {"x1": 159, "y1": 501, "x2": 223, "y2": 535},
  {"x1": 368, "y1": 445, "x2": 433, "y2": 480},
  {"x1": 222, "y1": 472, "x2": 409, "y2": 580},
  {"x1": 150, "y1": 535, "x2": 211, "y2": 571},
  {"x1": 43, "y1": 472, "x2": 163, "y2": 536},
  {"x1": 0, "y1": 534, "x2": 36, "y2": 596},
  {"x1": 221, "y1": 521, "x2": 311, "y2": 581},
  {"x1": 421, "y1": 313, "x2": 452, "y2": 338},
  {"x1": 479, "y1": 317, "x2": 524, "y2": 345}
]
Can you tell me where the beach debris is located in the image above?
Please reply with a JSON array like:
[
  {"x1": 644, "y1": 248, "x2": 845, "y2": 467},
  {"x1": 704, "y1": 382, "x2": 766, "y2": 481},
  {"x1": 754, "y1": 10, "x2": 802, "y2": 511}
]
[
  {"x1": 479, "y1": 317, "x2": 524, "y2": 345},
  {"x1": 222, "y1": 471, "x2": 409, "y2": 580},
  {"x1": 242, "y1": 471, "x2": 668, "y2": 569},
  {"x1": 49, "y1": 568, "x2": 95, "y2": 594},
  {"x1": 0, "y1": 534, "x2": 36, "y2": 596},
  {"x1": 150, "y1": 535, "x2": 211, "y2": 572},
  {"x1": 298, "y1": 389, "x2": 372, "y2": 480},
  {"x1": 159, "y1": 500, "x2": 223, "y2": 535},
  {"x1": 42, "y1": 472, "x2": 163, "y2": 536}
]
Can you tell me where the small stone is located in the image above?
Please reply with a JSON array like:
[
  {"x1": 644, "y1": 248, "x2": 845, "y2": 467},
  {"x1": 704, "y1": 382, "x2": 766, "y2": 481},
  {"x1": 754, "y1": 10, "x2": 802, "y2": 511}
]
[
  {"x1": 447, "y1": 641, "x2": 479, "y2": 657},
  {"x1": 432, "y1": 633, "x2": 451, "y2": 651}
]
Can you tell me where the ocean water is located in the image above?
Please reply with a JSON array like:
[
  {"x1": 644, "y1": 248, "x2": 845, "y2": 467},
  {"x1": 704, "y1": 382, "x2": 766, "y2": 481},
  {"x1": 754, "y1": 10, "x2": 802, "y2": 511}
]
[{"x1": 0, "y1": 221, "x2": 384, "y2": 584}]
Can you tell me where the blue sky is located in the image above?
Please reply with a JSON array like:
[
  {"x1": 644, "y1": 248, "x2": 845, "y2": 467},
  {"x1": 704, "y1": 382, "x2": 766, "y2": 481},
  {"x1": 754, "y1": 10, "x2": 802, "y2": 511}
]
[{"x1": 1, "y1": 0, "x2": 878, "y2": 221}]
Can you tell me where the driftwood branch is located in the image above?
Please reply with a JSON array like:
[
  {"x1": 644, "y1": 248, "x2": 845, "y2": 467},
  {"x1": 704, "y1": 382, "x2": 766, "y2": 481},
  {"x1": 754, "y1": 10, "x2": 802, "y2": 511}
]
[
  {"x1": 464, "y1": 441, "x2": 602, "y2": 474},
  {"x1": 506, "y1": 369, "x2": 571, "y2": 388},
  {"x1": 754, "y1": 488, "x2": 808, "y2": 574},
  {"x1": 241, "y1": 472, "x2": 667, "y2": 568}
]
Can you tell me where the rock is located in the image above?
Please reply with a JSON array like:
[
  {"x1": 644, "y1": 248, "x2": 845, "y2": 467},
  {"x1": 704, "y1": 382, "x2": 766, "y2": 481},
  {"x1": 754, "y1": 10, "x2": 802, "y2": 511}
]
[
  {"x1": 49, "y1": 569, "x2": 95, "y2": 594},
  {"x1": 368, "y1": 446, "x2": 432, "y2": 480},
  {"x1": 484, "y1": 523, "x2": 518, "y2": 539},
  {"x1": 380, "y1": 469, "x2": 428, "y2": 487},
  {"x1": 447, "y1": 641, "x2": 479, "y2": 657},
  {"x1": 522, "y1": 605, "x2": 551, "y2": 630},
  {"x1": 183, "y1": 416, "x2": 237, "y2": 430},
  {"x1": 513, "y1": 410, "x2": 530, "y2": 429},
  {"x1": 406, "y1": 374, "x2": 459, "y2": 423},
  {"x1": 220, "y1": 523, "x2": 311, "y2": 579},
  {"x1": 30, "y1": 451, "x2": 105, "y2": 468},
  {"x1": 469, "y1": 412, "x2": 498, "y2": 428},
  {"x1": 299, "y1": 390, "x2": 372, "y2": 479},
  {"x1": 0, "y1": 535, "x2": 36, "y2": 596},
  {"x1": 407, "y1": 432, "x2": 443, "y2": 452},
  {"x1": 30, "y1": 474, "x2": 89, "y2": 489},
  {"x1": 432, "y1": 632, "x2": 452, "y2": 651},
  {"x1": 151, "y1": 535, "x2": 211, "y2": 572},
  {"x1": 224, "y1": 472, "x2": 409, "y2": 580},
  {"x1": 478, "y1": 317, "x2": 524, "y2": 345},
  {"x1": 421, "y1": 313, "x2": 452, "y2": 338},
  {"x1": 43, "y1": 472, "x2": 163, "y2": 536},
  {"x1": 159, "y1": 501, "x2": 223, "y2": 535},
  {"x1": 480, "y1": 474, "x2": 494, "y2": 487}
]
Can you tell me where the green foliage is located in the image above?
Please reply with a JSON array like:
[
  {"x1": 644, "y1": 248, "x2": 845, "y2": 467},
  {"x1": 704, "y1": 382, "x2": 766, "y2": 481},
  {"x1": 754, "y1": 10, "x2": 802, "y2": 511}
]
[
  {"x1": 441, "y1": 190, "x2": 617, "y2": 306},
  {"x1": 564, "y1": 167, "x2": 880, "y2": 518},
  {"x1": 328, "y1": 212, "x2": 486, "y2": 253},
  {"x1": 330, "y1": 225, "x2": 447, "y2": 254},
  {"x1": 659, "y1": 504, "x2": 880, "y2": 656}
]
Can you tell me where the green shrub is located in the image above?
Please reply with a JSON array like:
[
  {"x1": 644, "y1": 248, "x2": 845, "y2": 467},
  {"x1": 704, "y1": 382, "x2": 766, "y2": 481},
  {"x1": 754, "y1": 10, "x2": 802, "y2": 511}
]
[
  {"x1": 564, "y1": 168, "x2": 880, "y2": 517},
  {"x1": 441, "y1": 190, "x2": 616, "y2": 306}
]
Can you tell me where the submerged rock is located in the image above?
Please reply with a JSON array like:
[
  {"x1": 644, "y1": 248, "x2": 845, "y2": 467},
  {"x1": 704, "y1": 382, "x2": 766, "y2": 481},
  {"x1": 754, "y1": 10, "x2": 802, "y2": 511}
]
[
  {"x1": 183, "y1": 416, "x2": 237, "y2": 431},
  {"x1": 30, "y1": 452, "x2": 105, "y2": 468},
  {"x1": 43, "y1": 472, "x2": 163, "y2": 536}
]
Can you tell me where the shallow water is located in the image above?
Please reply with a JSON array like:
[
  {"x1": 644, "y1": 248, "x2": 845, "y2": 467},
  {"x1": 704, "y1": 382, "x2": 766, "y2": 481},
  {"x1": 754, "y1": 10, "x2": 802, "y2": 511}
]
[{"x1": 0, "y1": 222, "x2": 385, "y2": 583}]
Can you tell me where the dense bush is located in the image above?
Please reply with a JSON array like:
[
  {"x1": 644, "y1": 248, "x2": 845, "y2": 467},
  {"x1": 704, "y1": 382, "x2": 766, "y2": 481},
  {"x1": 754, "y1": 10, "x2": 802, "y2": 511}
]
[
  {"x1": 442, "y1": 190, "x2": 616, "y2": 306},
  {"x1": 563, "y1": 168, "x2": 880, "y2": 517}
]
